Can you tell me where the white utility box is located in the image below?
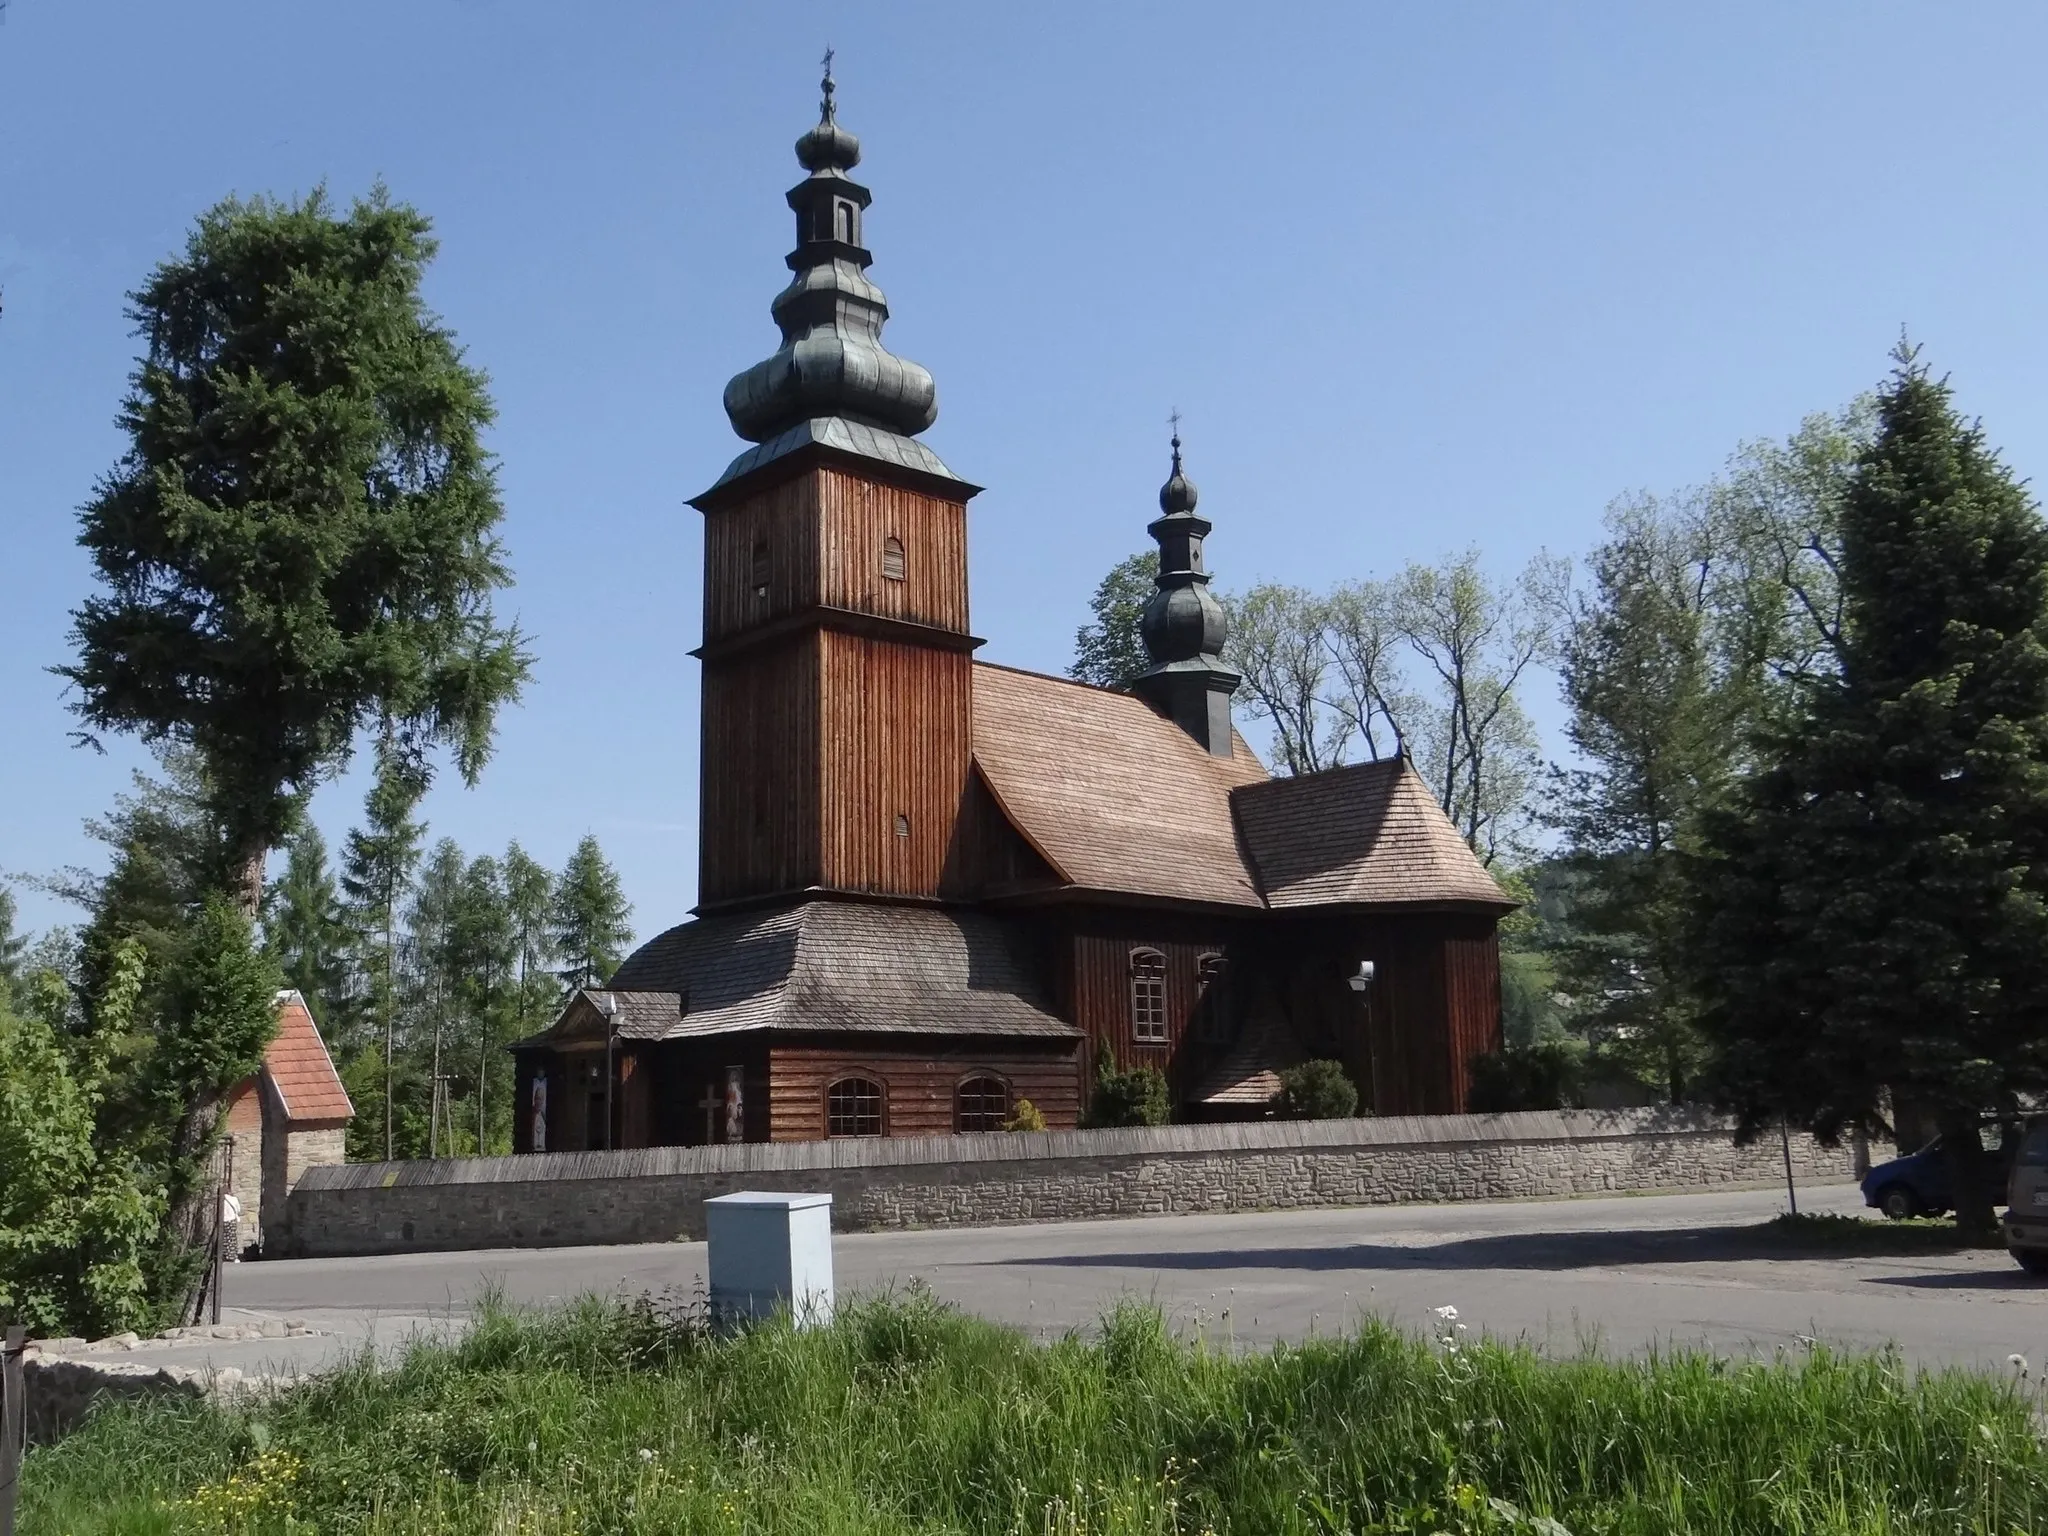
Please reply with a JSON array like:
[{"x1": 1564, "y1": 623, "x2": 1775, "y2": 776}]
[{"x1": 704, "y1": 1191, "x2": 834, "y2": 1328}]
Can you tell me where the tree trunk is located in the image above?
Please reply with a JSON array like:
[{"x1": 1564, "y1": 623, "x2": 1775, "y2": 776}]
[
  {"x1": 233, "y1": 842, "x2": 267, "y2": 922},
  {"x1": 1940, "y1": 1107, "x2": 1999, "y2": 1241}
]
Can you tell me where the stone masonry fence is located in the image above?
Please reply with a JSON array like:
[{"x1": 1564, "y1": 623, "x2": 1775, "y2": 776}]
[{"x1": 279, "y1": 1107, "x2": 1856, "y2": 1258}]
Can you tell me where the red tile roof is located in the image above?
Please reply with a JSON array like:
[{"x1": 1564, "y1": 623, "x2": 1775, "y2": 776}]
[
  {"x1": 263, "y1": 991, "x2": 353, "y2": 1124},
  {"x1": 970, "y1": 663, "x2": 1271, "y2": 909}
]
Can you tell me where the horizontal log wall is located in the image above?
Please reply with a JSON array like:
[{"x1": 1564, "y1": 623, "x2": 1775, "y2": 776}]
[
  {"x1": 278, "y1": 1107, "x2": 1859, "y2": 1257},
  {"x1": 767, "y1": 1041, "x2": 1082, "y2": 1141}
]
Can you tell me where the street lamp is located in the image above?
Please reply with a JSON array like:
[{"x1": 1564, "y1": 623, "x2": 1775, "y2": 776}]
[{"x1": 1347, "y1": 962, "x2": 1380, "y2": 1115}]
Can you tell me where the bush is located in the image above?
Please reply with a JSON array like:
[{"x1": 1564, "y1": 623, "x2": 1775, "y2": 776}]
[
  {"x1": 1274, "y1": 1059, "x2": 1360, "y2": 1119},
  {"x1": 1004, "y1": 1098, "x2": 1047, "y2": 1132},
  {"x1": 1468, "y1": 1036, "x2": 1587, "y2": 1113},
  {"x1": 1083, "y1": 1064, "x2": 1170, "y2": 1127}
]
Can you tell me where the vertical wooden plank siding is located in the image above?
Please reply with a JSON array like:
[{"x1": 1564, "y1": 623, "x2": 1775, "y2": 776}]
[
  {"x1": 701, "y1": 474, "x2": 822, "y2": 644},
  {"x1": 767, "y1": 1041, "x2": 1081, "y2": 1140},
  {"x1": 817, "y1": 469, "x2": 972, "y2": 632},
  {"x1": 818, "y1": 630, "x2": 971, "y2": 897},
  {"x1": 698, "y1": 635, "x2": 823, "y2": 905},
  {"x1": 1067, "y1": 933, "x2": 1232, "y2": 1074},
  {"x1": 1440, "y1": 923, "x2": 1503, "y2": 1114}
]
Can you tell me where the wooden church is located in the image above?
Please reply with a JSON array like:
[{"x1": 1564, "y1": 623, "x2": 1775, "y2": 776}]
[{"x1": 510, "y1": 70, "x2": 1512, "y2": 1152}]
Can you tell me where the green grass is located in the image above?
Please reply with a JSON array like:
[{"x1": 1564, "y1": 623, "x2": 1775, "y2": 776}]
[{"x1": 20, "y1": 1288, "x2": 2048, "y2": 1534}]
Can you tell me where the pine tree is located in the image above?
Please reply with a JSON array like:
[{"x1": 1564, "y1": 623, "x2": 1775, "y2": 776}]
[
  {"x1": 1069, "y1": 550, "x2": 1157, "y2": 690},
  {"x1": 339, "y1": 754, "x2": 425, "y2": 1161},
  {"x1": 550, "y1": 836, "x2": 633, "y2": 993},
  {"x1": 264, "y1": 823, "x2": 348, "y2": 1025},
  {"x1": 502, "y1": 842, "x2": 557, "y2": 1047},
  {"x1": 1689, "y1": 348, "x2": 2048, "y2": 1235}
]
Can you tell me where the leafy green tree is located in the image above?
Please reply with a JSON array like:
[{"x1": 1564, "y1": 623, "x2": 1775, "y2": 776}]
[
  {"x1": 456, "y1": 856, "x2": 515, "y2": 1154},
  {"x1": 1069, "y1": 550, "x2": 1157, "y2": 690},
  {"x1": 265, "y1": 822, "x2": 349, "y2": 1023},
  {"x1": 340, "y1": 753, "x2": 426, "y2": 1160},
  {"x1": 1688, "y1": 350, "x2": 2048, "y2": 1237},
  {"x1": 0, "y1": 941, "x2": 158, "y2": 1336},
  {"x1": 1551, "y1": 498, "x2": 1729, "y2": 1101},
  {"x1": 1275, "y1": 1059, "x2": 1360, "y2": 1119},
  {"x1": 407, "y1": 839, "x2": 468, "y2": 1157},
  {"x1": 60, "y1": 186, "x2": 528, "y2": 917},
  {"x1": 550, "y1": 836, "x2": 633, "y2": 993},
  {"x1": 0, "y1": 884, "x2": 28, "y2": 1000},
  {"x1": 1228, "y1": 584, "x2": 1350, "y2": 774}
]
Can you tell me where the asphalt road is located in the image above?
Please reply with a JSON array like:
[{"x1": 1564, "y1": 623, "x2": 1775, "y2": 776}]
[{"x1": 72, "y1": 1180, "x2": 2048, "y2": 1379}]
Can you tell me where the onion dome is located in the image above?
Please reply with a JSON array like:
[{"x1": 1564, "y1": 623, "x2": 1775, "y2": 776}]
[
  {"x1": 1135, "y1": 430, "x2": 1241, "y2": 756},
  {"x1": 720, "y1": 58, "x2": 939, "y2": 449}
]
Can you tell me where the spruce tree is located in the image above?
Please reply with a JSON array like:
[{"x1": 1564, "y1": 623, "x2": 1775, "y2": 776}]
[
  {"x1": 1690, "y1": 348, "x2": 2048, "y2": 1235},
  {"x1": 502, "y1": 842, "x2": 557, "y2": 1045},
  {"x1": 550, "y1": 836, "x2": 633, "y2": 993},
  {"x1": 61, "y1": 187, "x2": 528, "y2": 915},
  {"x1": 264, "y1": 823, "x2": 348, "y2": 1024}
]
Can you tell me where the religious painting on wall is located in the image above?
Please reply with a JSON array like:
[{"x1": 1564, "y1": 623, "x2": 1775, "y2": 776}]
[{"x1": 724, "y1": 1065, "x2": 744, "y2": 1143}]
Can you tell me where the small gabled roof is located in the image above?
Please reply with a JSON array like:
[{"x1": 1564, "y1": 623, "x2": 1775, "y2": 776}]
[
  {"x1": 1231, "y1": 756, "x2": 1513, "y2": 911},
  {"x1": 264, "y1": 991, "x2": 353, "y2": 1124},
  {"x1": 517, "y1": 900, "x2": 1079, "y2": 1048},
  {"x1": 970, "y1": 662, "x2": 1270, "y2": 910}
]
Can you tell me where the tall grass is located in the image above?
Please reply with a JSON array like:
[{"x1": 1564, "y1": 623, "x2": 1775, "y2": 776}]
[{"x1": 21, "y1": 1288, "x2": 2048, "y2": 1534}]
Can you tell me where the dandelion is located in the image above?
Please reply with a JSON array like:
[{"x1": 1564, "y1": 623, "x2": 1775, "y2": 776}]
[
  {"x1": 2013, "y1": 1354, "x2": 2032, "y2": 1376},
  {"x1": 639, "y1": 1447, "x2": 657, "y2": 1462},
  {"x1": 1431, "y1": 1305, "x2": 1459, "y2": 1321}
]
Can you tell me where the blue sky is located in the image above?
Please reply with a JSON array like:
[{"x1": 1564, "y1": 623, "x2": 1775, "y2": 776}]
[{"x1": 4, "y1": 3, "x2": 2046, "y2": 942}]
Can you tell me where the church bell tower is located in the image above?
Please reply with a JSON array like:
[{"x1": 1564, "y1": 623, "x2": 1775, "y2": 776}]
[{"x1": 690, "y1": 61, "x2": 979, "y2": 911}]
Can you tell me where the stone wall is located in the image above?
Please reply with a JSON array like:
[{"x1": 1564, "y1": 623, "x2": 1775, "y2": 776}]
[{"x1": 281, "y1": 1107, "x2": 1855, "y2": 1258}]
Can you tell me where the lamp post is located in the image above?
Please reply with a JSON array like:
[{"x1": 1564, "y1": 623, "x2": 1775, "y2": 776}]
[
  {"x1": 597, "y1": 991, "x2": 620, "y2": 1152},
  {"x1": 1347, "y1": 961, "x2": 1379, "y2": 1115}
]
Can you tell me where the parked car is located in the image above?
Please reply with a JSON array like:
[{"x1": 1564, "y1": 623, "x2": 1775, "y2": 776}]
[
  {"x1": 2002, "y1": 1120, "x2": 2048, "y2": 1276},
  {"x1": 1860, "y1": 1139, "x2": 1951, "y2": 1220}
]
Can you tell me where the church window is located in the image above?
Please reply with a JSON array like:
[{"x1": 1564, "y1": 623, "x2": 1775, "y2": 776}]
[
  {"x1": 1129, "y1": 948, "x2": 1168, "y2": 1044},
  {"x1": 836, "y1": 200, "x2": 857, "y2": 243},
  {"x1": 955, "y1": 1075, "x2": 1009, "y2": 1133},
  {"x1": 826, "y1": 1076, "x2": 884, "y2": 1137},
  {"x1": 750, "y1": 537, "x2": 770, "y2": 599},
  {"x1": 894, "y1": 813, "x2": 910, "y2": 838},
  {"x1": 882, "y1": 534, "x2": 906, "y2": 581},
  {"x1": 1195, "y1": 953, "x2": 1230, "y2": 1043}
]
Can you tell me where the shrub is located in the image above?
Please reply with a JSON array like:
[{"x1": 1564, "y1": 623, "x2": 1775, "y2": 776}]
[
  {"x1": 1004, "y1": 1098, "x2": 1047, "y2": 1132},
  {"x1": 1468, "y1": 1036, "x2": 1587, "y2": 1113},
  {"x1": 1275, "y1": 1059, "x2": 1360, "y2": 1119},
  {"x1": 1083, "y1": 1064, "x2": 1170, "y2": 1127}
]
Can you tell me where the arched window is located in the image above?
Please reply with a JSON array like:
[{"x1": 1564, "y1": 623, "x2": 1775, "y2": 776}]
[
  {"x1": 881, "y1": 534, "x2": 906, "y2": 582},
  {"x1": 750, "y1": 537, "x2": 770, "y2": 599},
  {"x1": 836, "y1": 200, "x2": 857, "y2": 244},
  {"x1": 1129, "y1": 948, "x2": 1168, "y2": 1044},
  {"x1": 1195, "y1": 953, "x2": 1229, "y2": 1043},
  {"x1": 826, "y1": 1076, "x2": 884, "y2": 1138},
  {"x1": 955, "y1": 1075, "x2": 1010, "y2": 1133}
]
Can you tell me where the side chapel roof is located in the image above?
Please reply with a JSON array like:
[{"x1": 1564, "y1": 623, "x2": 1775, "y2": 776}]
[
  {"x1": 970, "y1": 662, "x2": 1269, "y2": 909},
  {"x1": 969, "y1": 664, "x2": 1513, "y2": 914},
  {"x1": 264, "y1": 990, "x2": 353, "y2": 1123},
  {"x1": 521, "y1": 900, "x2": 1079, "y2": 1049}
]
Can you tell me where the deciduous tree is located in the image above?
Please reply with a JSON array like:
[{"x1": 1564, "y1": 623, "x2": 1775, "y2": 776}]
[{"x1": 1069, "y1": 550, "x2": 1158, "y2": 690}]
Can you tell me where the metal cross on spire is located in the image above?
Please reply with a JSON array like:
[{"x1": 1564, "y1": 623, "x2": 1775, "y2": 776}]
[
  {"x1": 820, "y1": 47, "x2": 837, "y2": 120},
  {"x1": 1168, "y1": 407, "x2": 1184, "y2": 466}
]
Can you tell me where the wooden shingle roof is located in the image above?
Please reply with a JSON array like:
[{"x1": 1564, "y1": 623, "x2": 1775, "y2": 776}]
[
  {"x1": 1231, "y1": 757, "x2": 1512, "y2": 911},
  {"x1": 970, "y1": 663, "x2": 1270, "y2": 909},
  {"x1": 526, "y1": 901, "x2": 1080, "y2": 1047},
  {"x1": 264, "y1": 991, "x2": 353, "y2": 1124}
]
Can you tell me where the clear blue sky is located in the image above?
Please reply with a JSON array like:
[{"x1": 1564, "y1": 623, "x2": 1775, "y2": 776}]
[{"x1": 5, "y1": 3, "x2": 2046, "y2": 943}]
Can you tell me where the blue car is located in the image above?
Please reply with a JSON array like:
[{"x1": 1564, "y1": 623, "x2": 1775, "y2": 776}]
[{"x1": 1861, "y1": 1140, "x2": 1950, "y2": 1220}]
